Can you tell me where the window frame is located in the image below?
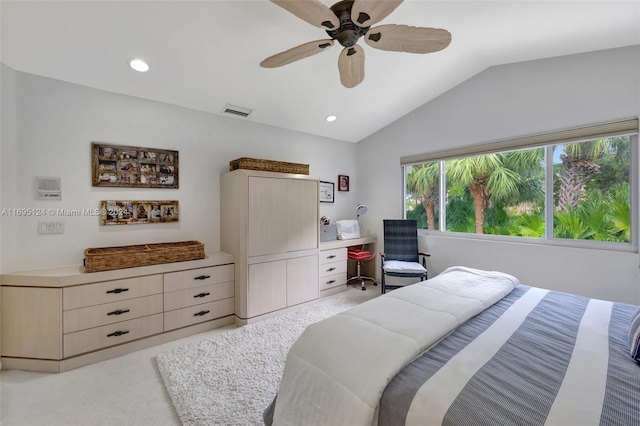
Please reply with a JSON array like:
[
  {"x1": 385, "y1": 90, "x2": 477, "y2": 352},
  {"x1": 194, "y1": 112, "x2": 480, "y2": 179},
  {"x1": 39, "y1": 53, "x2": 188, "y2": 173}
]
[{"x1": 403, "y1": 132, "x2": 638, "y2": 253}]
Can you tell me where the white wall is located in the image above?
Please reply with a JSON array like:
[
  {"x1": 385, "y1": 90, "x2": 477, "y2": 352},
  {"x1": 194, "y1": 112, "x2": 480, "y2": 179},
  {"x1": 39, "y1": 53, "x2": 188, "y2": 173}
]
[
  {"x1": 357, "y1": 45, "x2": 640, "y2": 304},
  {"x1": 1, "y1": 64, "x2": 17, "y2": 273},
  {"x1": 0, "y1": 67, "x2": 359, "y2": 273},
  {"x1": 0, "y1": 62, "x2": 19, "y2": 367}
]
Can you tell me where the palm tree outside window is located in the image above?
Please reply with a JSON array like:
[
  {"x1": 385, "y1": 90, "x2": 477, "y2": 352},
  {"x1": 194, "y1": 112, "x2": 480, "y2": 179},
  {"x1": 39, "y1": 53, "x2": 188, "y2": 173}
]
[{"x1": 404, "y1": 135, "x2": 632, "y2": 245}]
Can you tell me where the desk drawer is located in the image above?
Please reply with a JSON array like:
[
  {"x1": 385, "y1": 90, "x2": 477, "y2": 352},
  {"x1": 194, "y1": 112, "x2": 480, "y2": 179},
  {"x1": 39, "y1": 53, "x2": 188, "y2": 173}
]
[
  {"x1": 63, "y1": 275, "x2": 163, "y2": 310},
  {"x1": 63, "y1": 313, "x2": 163, "y2": 357},
  {"x1": 164, "y1": 280, "x2": 234, "y2": 311},
  {"x1": 164, "y1": 298, "x2": 234, "y2": 331},
  {"x1": 63, "y1": 294, "x2": 163, "y2": 333},
  {"x1": 319, "y1": 260, "x2": 347, "y2": 277},
  {"x1": 320, "y1": 272, "x2": 347, "y2": 290},
  {"x1": 164, "y1": 264, "x2": 234, "y2": 293},
  {"x1": 319, "y1": 248, "x2": 347, "y2": 264}
]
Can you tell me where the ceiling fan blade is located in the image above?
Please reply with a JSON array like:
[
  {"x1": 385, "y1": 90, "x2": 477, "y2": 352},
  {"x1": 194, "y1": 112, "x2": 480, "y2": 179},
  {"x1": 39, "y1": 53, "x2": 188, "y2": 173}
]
[
  {"x1": 260, "y1": 39, "x2": 335, "y2": 68},
  {"x1": 351, "y1": 0, "x2": 403, "y2": 27},
  {"x1": 270, "y1": 0, "x2": 339, "y2": 30},
  {"x1": 364, "y1": 24, "x2": 452, "y2": 53},
  {"x1": 338, "y1": 45, "x2": 365, "y2": 89}
]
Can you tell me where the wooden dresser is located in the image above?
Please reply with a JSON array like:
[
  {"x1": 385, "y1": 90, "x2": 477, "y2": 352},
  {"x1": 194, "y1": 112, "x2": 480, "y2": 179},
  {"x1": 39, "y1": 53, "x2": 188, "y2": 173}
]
[
  {"x1": 319, "y1": 247, "x2": 348, "y2": 294},
  {"x1": 319, "y1": 236, "x2": 377, "y2": 297},
  {"x1": 1, "y1": 251, "x2": 234, "y2": 373}
]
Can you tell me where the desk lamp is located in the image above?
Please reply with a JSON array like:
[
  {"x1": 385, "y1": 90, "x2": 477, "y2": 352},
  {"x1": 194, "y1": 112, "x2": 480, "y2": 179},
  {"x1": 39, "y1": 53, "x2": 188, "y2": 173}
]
[{"x1": 356, "y1": 204, "x2": 368, "y2": 219}]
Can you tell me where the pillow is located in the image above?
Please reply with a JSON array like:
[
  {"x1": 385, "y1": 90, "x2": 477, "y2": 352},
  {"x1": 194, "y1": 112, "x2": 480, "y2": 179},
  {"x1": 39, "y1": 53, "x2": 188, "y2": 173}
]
[
  {"x1": 630, "y1": 307, "x2": 640, "y2": 363},
  {"x1": 382, "y1": 260, "x2": 426, "y2": 274}
]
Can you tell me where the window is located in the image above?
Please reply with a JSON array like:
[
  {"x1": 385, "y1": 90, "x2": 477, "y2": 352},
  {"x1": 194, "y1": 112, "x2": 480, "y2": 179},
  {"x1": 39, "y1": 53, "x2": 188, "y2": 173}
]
[
  {"x1": 553, "y1": 137, "x2": 631, "y2": 243},
  {"x1": 404, "y1": 133, "x2": 636, "y2": 249}
]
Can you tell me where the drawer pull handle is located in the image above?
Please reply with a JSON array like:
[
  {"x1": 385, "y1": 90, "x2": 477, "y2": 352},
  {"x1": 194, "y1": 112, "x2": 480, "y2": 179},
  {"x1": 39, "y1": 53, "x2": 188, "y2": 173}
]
[
  {"x1": 194, "y1": 310, "x2": 210, "y2": 317},
  {"x1": 327, "y1": 255, "x2": 336, "y2": 259},
  {"x1": 194, "y1": 292, "x2": 211, "y2": 298},
  {"x1": 325, "y1": 280, "x2": 336, "y2": 285},
  {"x1": 194, "y1": 275, "x2": 211, "y2": 280},
  {"x1": 107, "y1": 309, "x2": 130, "y2": 316},
  {"x1": 327, "y1": 267, "x2": 336, "y2": 272},
  {"x1": 107, "y1": 330, "x2": 129, "y2": 337},
  {"x1": 106, "y1": 288, "x2": 129, "y2": 294}
]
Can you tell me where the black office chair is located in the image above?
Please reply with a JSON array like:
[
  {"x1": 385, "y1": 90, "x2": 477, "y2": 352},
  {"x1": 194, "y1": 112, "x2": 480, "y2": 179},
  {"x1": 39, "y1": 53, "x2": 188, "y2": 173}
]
[{"x1": 380, "y1": 219, "x2": 430, "y2": 294}]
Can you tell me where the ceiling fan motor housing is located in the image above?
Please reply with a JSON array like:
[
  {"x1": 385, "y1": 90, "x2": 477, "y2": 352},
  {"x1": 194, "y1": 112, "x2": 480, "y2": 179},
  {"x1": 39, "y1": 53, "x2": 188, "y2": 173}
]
[{"x1": 326, "y1": 0, "x2": 369, "y2": 47}]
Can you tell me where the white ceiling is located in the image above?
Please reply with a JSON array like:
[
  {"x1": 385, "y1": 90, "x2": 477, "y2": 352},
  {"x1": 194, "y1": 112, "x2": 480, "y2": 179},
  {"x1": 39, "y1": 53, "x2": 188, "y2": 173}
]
[{"x1": 1, "y1": 1, "x2": 639, "y2": 143}]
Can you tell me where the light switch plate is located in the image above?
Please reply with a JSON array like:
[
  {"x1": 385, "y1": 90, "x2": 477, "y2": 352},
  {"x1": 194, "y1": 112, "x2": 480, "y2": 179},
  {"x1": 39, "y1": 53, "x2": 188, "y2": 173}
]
[{"x1": 38, "y1": 221, "x2": 65, "y2": 234}]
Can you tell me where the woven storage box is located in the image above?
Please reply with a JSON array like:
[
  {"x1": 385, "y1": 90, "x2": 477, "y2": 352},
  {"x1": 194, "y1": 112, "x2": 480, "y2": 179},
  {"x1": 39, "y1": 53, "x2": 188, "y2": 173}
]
[
  {"x1": 229, "y1": 157, "x2": 309, "y2": 175},
  {"x1": 84, "y1": 240, "x2": 205, "y2": 272}
]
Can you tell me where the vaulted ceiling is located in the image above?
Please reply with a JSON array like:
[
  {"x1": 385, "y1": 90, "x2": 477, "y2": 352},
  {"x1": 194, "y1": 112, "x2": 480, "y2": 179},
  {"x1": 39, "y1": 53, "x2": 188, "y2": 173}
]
[{"x1": 2, "y1": 1, "x2": 638, "y2": 142}]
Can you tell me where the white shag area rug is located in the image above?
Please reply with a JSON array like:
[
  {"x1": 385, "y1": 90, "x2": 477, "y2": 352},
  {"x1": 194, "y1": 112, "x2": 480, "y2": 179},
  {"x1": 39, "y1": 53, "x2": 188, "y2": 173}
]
[{"x1": 155, "y1": 288, "x2": 374, "y2": 426}]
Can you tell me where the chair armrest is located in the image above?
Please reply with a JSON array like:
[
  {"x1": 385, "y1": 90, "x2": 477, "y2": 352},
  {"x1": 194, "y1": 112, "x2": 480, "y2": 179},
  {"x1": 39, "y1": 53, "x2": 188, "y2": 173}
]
[{"x1": 419, "y1": 252, "x2": 430, "y2": 269}]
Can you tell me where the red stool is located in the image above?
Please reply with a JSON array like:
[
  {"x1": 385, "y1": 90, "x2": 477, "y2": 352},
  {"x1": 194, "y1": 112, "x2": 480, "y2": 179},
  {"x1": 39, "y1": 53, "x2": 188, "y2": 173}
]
[{"x1": 346, "y1": 248, "x2": 378, "y2": 291}]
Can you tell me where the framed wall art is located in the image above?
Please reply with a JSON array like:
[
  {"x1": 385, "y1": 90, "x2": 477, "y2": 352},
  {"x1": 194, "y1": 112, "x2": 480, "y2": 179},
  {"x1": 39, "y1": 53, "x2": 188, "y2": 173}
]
[
  {"x1": 100, "y1": 200, "x2": 179, "y2": 225},
  {"x1": 338, "y1": 175, "x2": 349, "y2": 191},
  {"x1": 319, "y1": 181, "x2": 334, "y2": 203},
  {"x1": 92, "y1": 142, "x2": 179, "y2": 188}
]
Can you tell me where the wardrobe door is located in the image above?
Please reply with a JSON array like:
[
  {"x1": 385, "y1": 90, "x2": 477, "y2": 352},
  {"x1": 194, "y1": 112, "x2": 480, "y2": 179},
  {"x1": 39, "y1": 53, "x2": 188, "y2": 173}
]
[
  {"x1": 247, "y1": 177, "x2": 288, "y2": 257},
  {"x1": 286, "y1": 255, "x2": 319, "y2": 307},
  {"x1": 248, "y1": 260, "x2": 287, "y2": 317},
  {"x1": 286, "y1": 179, "x2": 318, "y2": 252}
]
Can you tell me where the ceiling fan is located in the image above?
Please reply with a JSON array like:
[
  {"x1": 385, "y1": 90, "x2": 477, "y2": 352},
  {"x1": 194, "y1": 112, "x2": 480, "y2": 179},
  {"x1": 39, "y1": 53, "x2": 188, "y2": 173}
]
[{"x1": 260, "y1": 0, "x2": 452, "y2": 88}]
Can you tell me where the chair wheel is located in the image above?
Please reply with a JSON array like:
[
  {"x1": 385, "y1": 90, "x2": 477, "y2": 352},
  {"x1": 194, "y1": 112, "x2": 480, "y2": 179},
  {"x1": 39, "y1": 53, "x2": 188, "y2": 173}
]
[
  {"x1": 361, "y1": 286, "x2": 366, "y2": 291},
  {"x1": 373, "y1": 282, "x2": 377, "y2": 286}
]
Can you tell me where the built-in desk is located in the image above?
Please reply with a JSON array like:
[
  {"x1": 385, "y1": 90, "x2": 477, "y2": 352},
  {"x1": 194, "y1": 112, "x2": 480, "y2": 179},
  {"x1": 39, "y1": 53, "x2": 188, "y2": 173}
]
[{"x1": 319, "y1": 236, "x2": 377, "y2": 297}]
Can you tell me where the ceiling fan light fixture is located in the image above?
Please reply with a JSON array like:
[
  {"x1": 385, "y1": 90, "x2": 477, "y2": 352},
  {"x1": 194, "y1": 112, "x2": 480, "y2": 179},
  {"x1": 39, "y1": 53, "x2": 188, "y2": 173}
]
[
  {"x1": 326, "y1": 115, "x2": 337, "y2": 122},
  {"x1": 128, "y1": 58, "x2": 149, "y2": 72},
  {"x1": 262, "y1": 0, "x2": 451, "y2": 89}
]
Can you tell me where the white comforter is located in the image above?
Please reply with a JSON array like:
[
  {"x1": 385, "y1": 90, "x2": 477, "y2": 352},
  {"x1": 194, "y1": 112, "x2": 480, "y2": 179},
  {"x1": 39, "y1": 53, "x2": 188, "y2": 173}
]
[{"x1": 271, "y1": 266, "x2": 519, "y2": 426}]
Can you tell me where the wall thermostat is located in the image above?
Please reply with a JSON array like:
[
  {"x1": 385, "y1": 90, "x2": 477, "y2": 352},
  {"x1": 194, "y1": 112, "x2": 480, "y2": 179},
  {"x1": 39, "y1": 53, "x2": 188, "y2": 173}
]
[{"x1": 37, "y1": 176, "x2": 62, "y2": 200}]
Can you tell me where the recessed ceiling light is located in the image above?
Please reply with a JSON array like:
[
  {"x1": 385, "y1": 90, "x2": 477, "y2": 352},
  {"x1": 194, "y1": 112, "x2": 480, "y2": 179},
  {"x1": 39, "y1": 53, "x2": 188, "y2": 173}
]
[
  {"x1": 326, "y1": 115, "x2": 337, "y2": 122},
  {"x1": 128, "y1": 58, "x2": 149, "y2": 72}
]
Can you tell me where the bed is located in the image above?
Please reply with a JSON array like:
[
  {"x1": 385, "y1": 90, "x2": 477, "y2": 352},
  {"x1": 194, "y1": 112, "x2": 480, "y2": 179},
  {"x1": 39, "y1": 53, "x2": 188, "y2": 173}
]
[{"x1": 264, "y1": 266, "x2": 640, "y2": 426}]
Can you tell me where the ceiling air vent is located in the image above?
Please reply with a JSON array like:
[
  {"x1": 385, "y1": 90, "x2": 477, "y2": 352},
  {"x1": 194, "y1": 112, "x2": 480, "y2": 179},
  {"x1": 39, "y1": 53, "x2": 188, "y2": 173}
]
[{"x1": 222, "y1": 103, "x2": 253, "y2": 118}]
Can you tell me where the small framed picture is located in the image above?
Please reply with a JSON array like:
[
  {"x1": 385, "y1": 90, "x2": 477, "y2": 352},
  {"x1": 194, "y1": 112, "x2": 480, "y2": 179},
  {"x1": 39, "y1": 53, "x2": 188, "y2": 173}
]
[
  {"x1": 319, "y1": 181, "x2": 334, "y2": 203},
  {"x1": 338, "y1": 175, "x2": 349, "y2": 192},
  {"x1": 139, "y1": 151, "x2": 156, "y2": 163},
  {"x1": 159, "y1": 153, "x2": 173, "y2": 163}
]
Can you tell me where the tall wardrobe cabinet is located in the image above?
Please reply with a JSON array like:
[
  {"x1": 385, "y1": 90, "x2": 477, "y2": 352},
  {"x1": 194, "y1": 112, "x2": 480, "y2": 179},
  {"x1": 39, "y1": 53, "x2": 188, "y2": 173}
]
[{"x1": 220, "y1": 169, "x2": 319, "y2": 323}]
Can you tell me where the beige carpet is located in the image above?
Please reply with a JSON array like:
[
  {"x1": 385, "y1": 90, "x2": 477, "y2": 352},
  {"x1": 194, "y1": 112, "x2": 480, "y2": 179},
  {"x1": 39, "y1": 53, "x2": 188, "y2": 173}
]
[{"x1": 155, "y1": 288, "x2": 376, "y2": 426}]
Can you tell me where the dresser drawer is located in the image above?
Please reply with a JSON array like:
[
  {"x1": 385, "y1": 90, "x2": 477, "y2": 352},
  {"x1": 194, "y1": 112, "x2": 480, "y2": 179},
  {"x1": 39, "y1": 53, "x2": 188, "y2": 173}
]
[
  {"x1": 164, "y1": 280, "x2": 234, "y2": 312},
  {"x1": 319, "y1": 248, "x2": 347, "y2": 265},
  {"x1": 164, "y1": 298, "x2": 234, "y2": 331},
  {"x1": 319, "y1": 260, "x2": 347, "y2": 277},
  {"x1": 320, "y1": 272, "x2": 347, "y2": 290},
  {"x1": 63, "y1": 294, "x2": 164, "y2": 334},
  {"x1": 164, "y1": 264, "x2": 234, "y2": 293},
  {"x1": 63, "y1": 313, "x2": 164, "y2": 357},
  {"x1": 63, "y1": 275, "x2": 162, "y2": 310}
]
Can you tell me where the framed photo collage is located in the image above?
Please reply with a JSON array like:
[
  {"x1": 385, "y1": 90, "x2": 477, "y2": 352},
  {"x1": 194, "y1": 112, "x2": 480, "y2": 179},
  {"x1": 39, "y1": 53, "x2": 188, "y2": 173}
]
[{"x1": 92, "y1": 142, "x2": 179, "y2": 189}]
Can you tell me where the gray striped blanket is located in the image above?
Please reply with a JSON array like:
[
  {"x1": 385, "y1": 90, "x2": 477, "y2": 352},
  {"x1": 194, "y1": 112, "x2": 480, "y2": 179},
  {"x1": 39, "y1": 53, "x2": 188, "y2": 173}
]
[{"x1": 378, "y1": 285, "x2": 640, "y2": 426}]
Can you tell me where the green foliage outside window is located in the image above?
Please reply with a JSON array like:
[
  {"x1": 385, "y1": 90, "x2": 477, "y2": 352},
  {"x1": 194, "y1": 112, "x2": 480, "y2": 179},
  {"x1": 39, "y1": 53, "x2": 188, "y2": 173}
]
[{"x1": 405, "y1": 136, "x2": 631, "y2": 244}]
